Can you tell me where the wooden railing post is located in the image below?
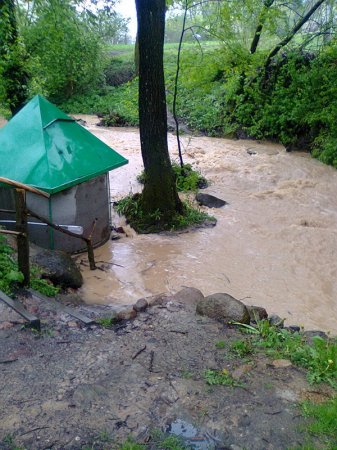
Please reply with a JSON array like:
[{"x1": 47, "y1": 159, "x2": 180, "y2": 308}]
[{"x1": 15, "y1": 189, "x2": 30, "y2": 286}]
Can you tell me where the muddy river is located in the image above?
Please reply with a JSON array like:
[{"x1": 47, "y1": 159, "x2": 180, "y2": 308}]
[{"x1": 70, "y1": 116, "x2": 336, "y2": 334}]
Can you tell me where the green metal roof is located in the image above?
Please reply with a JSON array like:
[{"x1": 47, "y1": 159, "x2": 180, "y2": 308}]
[{"x1": 0, "y1": 95, "x2": 128, "y2": 194}]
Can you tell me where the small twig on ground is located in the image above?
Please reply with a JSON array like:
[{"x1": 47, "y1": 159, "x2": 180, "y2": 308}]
[
  {"x1": 149, "y1": 350, "x2": 154, "y2": 372},
  {"x1": 132, "y1": 345, "x2": 147, "y2": 360}
]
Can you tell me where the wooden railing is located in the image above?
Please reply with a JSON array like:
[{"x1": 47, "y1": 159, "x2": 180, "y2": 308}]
[{"x1": 0, "y1": 178, "x2": 97, "y2": 286}]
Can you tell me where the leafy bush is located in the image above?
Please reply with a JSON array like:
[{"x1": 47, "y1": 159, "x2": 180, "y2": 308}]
[
  {"x1": 61, "y1": 80, "x2": 139, "y2": 126},
  {"x1": 104, "y1": 57, "x2": 135, "y2": 86},
  {"x1": 137, "y1": 163, "x2": 208, "y2": 192},
  {"x1": 114, "y1": 195, "x2": 215, "y2": 233},
  {"x1": 0, "y1": 234, "x2": 59, "y2": 297}
]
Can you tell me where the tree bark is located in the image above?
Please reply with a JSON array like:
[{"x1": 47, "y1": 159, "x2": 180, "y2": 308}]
[
  {"x1": 250, "y1": 0, "x2": 275, "y2": 54},
  {"x1": 135, "y1": 0, "x2": 182, "y2": 220}
]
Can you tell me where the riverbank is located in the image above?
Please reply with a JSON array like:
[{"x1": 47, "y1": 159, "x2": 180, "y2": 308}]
[{"x1": 0, "y1": 287, "x2": 335, "y2": 450}]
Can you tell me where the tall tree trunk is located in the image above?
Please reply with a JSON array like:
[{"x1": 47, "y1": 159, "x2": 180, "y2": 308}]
[{"x1": 135, "y1": 0, "x2": 182, "y2": 221}]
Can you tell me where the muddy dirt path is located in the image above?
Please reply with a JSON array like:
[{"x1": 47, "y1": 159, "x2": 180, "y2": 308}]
[
  {"x1": 76, "y1": 116, "x2": 337, "y2": 334},
  {"x1": 0, "y1": 289, "x2": 330, "y2": 450}
]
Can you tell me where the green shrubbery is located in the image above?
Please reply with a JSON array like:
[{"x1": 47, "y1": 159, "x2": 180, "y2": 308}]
[
  {"x1": 0, "y1": 234, "x2": 59, "y2": 297},
  {"x1": 137, "y1": 163, "x2": 208, "y2": 192},
  {"x1": 115, "y1": 195, "x2": 214, "y2": 233}
]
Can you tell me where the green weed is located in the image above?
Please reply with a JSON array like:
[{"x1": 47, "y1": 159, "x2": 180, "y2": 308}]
[
  {"x1": 0, "y1": 234, "x2": 59, "y2": 297},
  {"x1": 215, "y1": 340, "x2": 226, "y2": 349},
  {"x1": 204, "y1": 368, "x2": 242, "y2": 387},
  {"x1": 97, "y1": 317, "x2": 117, "y2": 328},
  {"x1": 301, "y1": 397, "x2": 337, "y2": 449},
  {"x1": 233, "y1": 320, "x2": 337, "y2": 389},
  {"x1": 229, "y1": 339, "x2": 254, "y2": 358}
]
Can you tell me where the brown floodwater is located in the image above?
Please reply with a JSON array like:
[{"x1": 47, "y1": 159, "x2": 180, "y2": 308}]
[
  {"x1": 74, "y1": 116, "x2": 337, "y2": 333},
  {"x1": 2, "y1": 114, "x2": 336, "y2": 332}
]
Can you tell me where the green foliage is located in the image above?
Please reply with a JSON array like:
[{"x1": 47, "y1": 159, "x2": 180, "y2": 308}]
[
  {"x1": 230, "y1": 339, "x2": 254, "y2": 358},
  {"x1": 215, "y1": 340, "x2": 226, "y2": 349},
  {"x1": 204, "y1": 368, "x2": 242, "y2": 387},
  {"x1": 97, "y1": 317, "x2": 117, "y2": 328},
  {"x1": 301, "y1": 397, "x2": 337, "y2": 450},
  {"x1": 115, "y1": 195, "x2": 215, "y2": 233},
  {"x1": 61, "y1": 80, "x2": 139, "y2": 125},
  {"x1": 21, "y1": 0, "x2": 104, "y2": 103},
  {"x1": 104, "y1": 57, "x2": 135, "y2": 86},
  {"x1": 150, "y1": 430, "x2": 190, "y2": 450},
  {"x1": 0, "y1": 234, "x2": 23, "y2": 295},
  {"x1": 0, "y1": 234, "x2": 59, "y2": 297},
  {"x1": 137, "y1": 163, "x2": 208, "y2": 192},
  {"x1": 234, "y1": 320, "x2": 337, "y2": 389}
]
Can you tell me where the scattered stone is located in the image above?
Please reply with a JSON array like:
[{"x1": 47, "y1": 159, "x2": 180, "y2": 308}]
[
  {"x1": 0, "y1": 321, "x2": 14, "y2": 330},
  {"x1": 133, "y1": 298, "x2": 148, "y2": 313},
  {"x1": 247, "y1": 149, "x2": 257, "y2": 155},
  {"x1": 270, "y1": 359, "x2": 292, "y2": 369},
  {"x1": 116, "y1": 307, "x2": 137, "y2": 321},
  {"x1": 171, "y1": 287, "x2": 204, "y2": 306},
  {"x1": 33, "y1": 249, "x2": 83, "y2": 289},
  {"x1": 110, "y1": 231, "x2": 122, "y2": 241},
  {"x1": 287, "y1": 325, "x2": 301, "y2": 333},
  {"x1": 268, "y1": 315, "x2": 285, "y2": 328},
  {"x1": 232, "y1": 364, "x2": 253, "y2": 380},
  {"x1": 247, "y1": 305, "x2": 268, "y2": 322},
  {"x1": 303, "y1": 330, "x2": 328, "y2": 344},
  {"x1": 146, "y1": 293, "x2": 170, "y2": 307},
  {"x1": 196, "y1": 293, "x2": 250, "y2": 324},
  {"x1": 195, "y1": 193, "x2": 228, "y2": 208},
  {"x1": 56, "y1": 292, "x2": 83, "y2": 306}
]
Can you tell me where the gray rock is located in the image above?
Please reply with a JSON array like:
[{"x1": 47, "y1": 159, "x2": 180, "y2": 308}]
[
  {"x1": 195, "y1": 193, "x2": 227, "y2": 208},
  {"x1": 133, "y1": 298, "x2": 148, "y2": 312},
  {"x1": 33, "y1": 249, "x2": 83, "y2": 289},
  {"x1": 268, "y1": 315, "x2": 285, "y2": 328},
  {"x1": 196, "y1": 293, "x2": 250, "y2": 324},
  {"x1": 287, "y1": 325, "x2": 301, "y2": 333},
  {"x1": 247, "y1": 305, "x2": 268, "y2": 322},
  {"x1": 303, "y1": 330, "x2": 328, "y2": 344},
  {"x1": 171, "y1": 287, "x2": 204, "y2": 306}
]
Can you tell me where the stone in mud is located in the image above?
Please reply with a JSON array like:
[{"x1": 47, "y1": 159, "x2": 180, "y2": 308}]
[
  {"x1": 32, "y1": 249, "x2": 83, "y2": 289},
  {"x1": 195, "y1": 193, "x2": 227, "y2": 208},
  {"x1": 133, "y1": 298, "x2": 148, "y2": 312},
  {"x1": 247, "y1": 305, "x2": 268, "y2": 322},
  {"x1": 196, "y1": 293, "x2": 250, "y2": 324},
  {"x1": 116, "y1": 307, "x2": 137, "y2": 321},
  {"x1": 171, "y1": 287, "x2": 204, "y2": 306},
  {"x1": 268, "y1": 315, "x2": 285, "y2": 328}
]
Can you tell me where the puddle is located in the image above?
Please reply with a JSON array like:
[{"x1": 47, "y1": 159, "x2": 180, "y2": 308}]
[{"x1": 166, "y1": 419, "x2": 217, "y2": 449}]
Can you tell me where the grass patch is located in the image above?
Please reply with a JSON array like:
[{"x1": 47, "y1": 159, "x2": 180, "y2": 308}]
[
  {"x1": 301, "y1": 397, "x2": 337, "y2": 449},
  {"x1": 114, "y1": 195, "x2": 215, "y2": 233},
  {"x1": 204, "y1": 368, "x2": 242, "y2": 387},
  {"x1": 97, "y1": 317, "x2": 118, "y2": 328},
  {"x1": 233, "y1": 320, "x2": 337, "y2": 389},
  {"x1": 229, "y1": 339, "x2": 254, "y2": 358}
]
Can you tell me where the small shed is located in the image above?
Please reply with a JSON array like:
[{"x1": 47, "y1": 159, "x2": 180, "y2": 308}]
[{"x1": 0, "y1": 95, "x2": 128, "y2": 252}]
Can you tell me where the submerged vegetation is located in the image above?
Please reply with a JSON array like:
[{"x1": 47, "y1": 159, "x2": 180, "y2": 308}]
[{"x1": 115, "y1": 194, "x2": 215, "y2": 233}]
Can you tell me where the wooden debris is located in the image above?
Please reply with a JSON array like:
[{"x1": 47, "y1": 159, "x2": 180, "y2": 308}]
[{"x1": 0, "y1": 290, "x2": 40, "y2": 330}]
